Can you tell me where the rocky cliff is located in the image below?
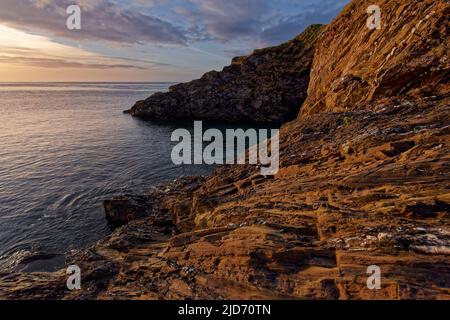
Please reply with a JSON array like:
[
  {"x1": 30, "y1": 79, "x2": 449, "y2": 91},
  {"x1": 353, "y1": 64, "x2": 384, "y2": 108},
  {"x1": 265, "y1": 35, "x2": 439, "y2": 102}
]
[
  {"x1": 126, "y1": 25, "x2": 323, "y2": 124},
  {"x1": 300, "y1": 0, "x2": 449, "y2": 118},
  {"x1": 1, "y1": 0, "x2": 449, "y2": 300}
]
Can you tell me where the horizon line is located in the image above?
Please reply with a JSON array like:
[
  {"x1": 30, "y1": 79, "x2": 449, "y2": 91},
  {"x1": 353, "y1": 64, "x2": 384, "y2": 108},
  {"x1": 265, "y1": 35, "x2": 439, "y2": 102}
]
[{"x1": 0, "y1": 81, "x2": 180, "y2": 84}]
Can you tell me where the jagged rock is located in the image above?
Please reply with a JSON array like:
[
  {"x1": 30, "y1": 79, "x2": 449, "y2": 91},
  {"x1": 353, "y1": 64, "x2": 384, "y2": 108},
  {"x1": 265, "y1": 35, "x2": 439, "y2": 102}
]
[
  {"x1": 299, "y1": 0, "x2": 449, "y2": 118},
  {"x1": 103, "y1": 176, "x2": 205, "y2": 228},
  {"x1": 104, "y1": 196, "x2": 157, "y2": 226},
  {"x1": 125, "y1": 25, "x2": 324, "y2": 124}
]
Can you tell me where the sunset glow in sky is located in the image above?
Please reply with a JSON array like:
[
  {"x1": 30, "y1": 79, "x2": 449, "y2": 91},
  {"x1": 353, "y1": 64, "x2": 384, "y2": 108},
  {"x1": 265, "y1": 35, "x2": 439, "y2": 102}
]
[{"x1": 0, "y1": 0, "x2": 349, "y2": 82}]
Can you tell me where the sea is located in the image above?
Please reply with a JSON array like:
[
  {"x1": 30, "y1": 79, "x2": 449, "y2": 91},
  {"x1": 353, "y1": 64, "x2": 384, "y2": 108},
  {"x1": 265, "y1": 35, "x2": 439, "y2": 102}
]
[{"x1": 0, "y1": 82, "x2": 213, "y2": 272}]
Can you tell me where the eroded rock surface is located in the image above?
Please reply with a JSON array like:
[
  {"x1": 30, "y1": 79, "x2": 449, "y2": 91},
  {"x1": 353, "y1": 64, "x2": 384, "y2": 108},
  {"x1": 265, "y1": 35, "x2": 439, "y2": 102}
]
[{"x1": 1, "y1": 0, "x2": 449, "y2": 300}]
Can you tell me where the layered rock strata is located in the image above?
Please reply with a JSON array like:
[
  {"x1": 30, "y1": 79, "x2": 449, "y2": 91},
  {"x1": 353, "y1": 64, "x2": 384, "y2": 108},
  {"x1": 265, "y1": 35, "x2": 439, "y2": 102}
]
[{"x1": 126, "y1": 25, "x2": 323, "y2": 124}]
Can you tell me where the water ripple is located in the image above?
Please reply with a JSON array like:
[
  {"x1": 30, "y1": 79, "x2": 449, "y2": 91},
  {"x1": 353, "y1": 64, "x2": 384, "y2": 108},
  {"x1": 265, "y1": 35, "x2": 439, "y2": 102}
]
[{"x1": 0, "y1": 83, "x2": 212, "y2": 271}]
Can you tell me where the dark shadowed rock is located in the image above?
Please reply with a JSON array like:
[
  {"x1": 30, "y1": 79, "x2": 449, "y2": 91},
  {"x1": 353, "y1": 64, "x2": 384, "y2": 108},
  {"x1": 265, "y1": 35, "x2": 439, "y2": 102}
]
[
  {"x1": 103, "y1": 196, "x2": 155, "y2": 226},
  {"x1": 126, "y1": 25, "x2": 324, "y2": 124},
  {"x1": 2, "y1": 0, "x2": 449, "y2": 300},
  {"x1": 103, "y1": 176, "x2": 206, "y2": 227}
]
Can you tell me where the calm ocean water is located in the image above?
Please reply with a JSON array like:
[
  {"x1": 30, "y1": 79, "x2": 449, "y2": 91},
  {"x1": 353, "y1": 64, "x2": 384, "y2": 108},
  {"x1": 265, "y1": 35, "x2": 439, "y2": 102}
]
[{"x1": 0, "y1": 82, "x2": 213, "y2": 272}]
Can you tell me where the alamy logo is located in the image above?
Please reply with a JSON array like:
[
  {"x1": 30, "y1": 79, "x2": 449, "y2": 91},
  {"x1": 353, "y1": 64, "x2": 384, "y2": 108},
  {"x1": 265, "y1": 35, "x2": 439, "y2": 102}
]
[
  {"x1": 66, "y1": 265, "x2": 81, "y2": 290},
  {"x1": 367, "y1": 5, "x2": 381, "y2": 30},
  {"x1": 367, "y1": 265, "x2": 381, "y2": 290},
  {"x1": 66, "y1": 5, "x2": 81, "y2": 30},
  {"x1": 171, "y1": 121, "x2": 279, "y2": 175}
]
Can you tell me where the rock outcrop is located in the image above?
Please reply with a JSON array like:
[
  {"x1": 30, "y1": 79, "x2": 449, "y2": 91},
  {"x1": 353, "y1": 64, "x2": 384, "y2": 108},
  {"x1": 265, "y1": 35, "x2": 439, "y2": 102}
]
[
  {"x1": 300, "y1": 0, "x2": 449, "y2": 118},
  {"x1": 126, "y1": 25, "x2": 323, "y2": 124},
  {"x1": 1, "y1": 0, "x2": 449, "y2": 300}
]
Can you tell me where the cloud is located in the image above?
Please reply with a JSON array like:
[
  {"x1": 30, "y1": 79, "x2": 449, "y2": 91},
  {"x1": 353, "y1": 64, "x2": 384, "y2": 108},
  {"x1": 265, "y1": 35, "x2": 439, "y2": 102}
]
[
  {"x1": 0, "y1": 0, "x2": 349, "y2": 48},
  {"x1": 177, "y1": 0, "x2": 274, "y2": 41},
  {"x1": 0, "y1": 0, "x2": 350, "y2": 81},
  {"x1": 0, "y1": 0, "x2": 188, "y2": 45},
  {"x1": 0, "y1": 55, "x2": 147, "y2": 69},
  {"x1": 0, "y1": 25, "x2": 162, "y2": 70},
  {"x1": 172, "y1": 0, "x2": 349, "y2": 47},
  {"x1": 260, "y1": 0, "x2": 350, "y2": 43}
]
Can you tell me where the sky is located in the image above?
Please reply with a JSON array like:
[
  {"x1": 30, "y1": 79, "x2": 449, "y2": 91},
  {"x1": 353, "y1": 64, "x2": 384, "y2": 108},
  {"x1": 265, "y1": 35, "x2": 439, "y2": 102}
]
[{"x1": 0, "y1": 0, "x2": 349, "y2": 82}]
